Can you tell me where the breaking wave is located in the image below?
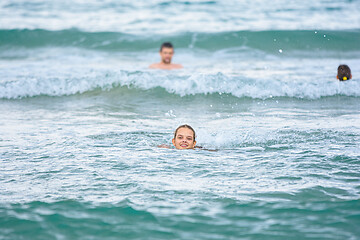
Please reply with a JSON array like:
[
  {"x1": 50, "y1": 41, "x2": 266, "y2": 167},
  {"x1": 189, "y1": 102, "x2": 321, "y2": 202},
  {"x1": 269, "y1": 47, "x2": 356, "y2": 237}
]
[{"x1": 1, "y1": 70, "x2": 359, "y2": 99}]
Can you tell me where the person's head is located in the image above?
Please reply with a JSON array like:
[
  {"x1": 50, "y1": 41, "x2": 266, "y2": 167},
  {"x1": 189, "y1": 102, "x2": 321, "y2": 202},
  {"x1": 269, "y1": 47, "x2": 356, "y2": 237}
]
[
  {"x1": 172, "y1": 124, "x2": 196, "y2": 150},
  {"x1": 159, "y1": 42, "x2": 174, "y2": 64},
  {"x1": 337, "y1": 64, "x2": 352, "y2": 81}
]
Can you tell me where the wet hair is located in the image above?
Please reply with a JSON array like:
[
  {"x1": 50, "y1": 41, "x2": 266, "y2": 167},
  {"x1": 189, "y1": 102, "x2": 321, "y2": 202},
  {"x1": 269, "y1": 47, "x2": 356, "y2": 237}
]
[
  {"x1": 174, "y1": 124, "x2": 196, "y2": 141},
  {"x1": 160, "y1": 42, "x2": 174, "y2": 52},
  {"x1": 337, "y1": 64, "x2": 352, "y2": 81}
]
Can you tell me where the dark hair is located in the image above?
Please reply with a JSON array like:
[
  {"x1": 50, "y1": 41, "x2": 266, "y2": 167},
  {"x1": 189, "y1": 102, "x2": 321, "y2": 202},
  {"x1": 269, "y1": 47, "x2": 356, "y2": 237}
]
[
  {"x1": 160, "y1": 42, "x2": 174, "y2": 52},
  {"x1": 174, "y1": 124, "x2": 196, "y2": 141},
  {"x1": 337, "y1": 64, "x2": 352, "y2": 81}
]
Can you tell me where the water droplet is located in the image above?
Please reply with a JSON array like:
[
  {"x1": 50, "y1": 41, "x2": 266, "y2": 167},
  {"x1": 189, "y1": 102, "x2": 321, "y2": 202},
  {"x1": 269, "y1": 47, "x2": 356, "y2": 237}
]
[{"x1": 279, "y1": 49, "x2": 283, "y2": 53}]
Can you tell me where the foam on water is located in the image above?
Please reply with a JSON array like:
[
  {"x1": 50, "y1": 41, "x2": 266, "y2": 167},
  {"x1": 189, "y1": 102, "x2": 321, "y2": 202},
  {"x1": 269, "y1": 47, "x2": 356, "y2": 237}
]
[
  {"x1": 1, "y1": 0, "x2": 360, "y2": 239},
  {"x1": 1, "y1": 0, "x2": 360, "y2": 33},
  {"x1": 1, "y1": 70, "x2": 360, "y2": 99}
]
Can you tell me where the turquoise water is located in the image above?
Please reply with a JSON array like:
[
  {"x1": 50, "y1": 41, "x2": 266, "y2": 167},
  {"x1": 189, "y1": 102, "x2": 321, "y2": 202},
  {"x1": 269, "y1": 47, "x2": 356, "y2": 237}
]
[{"x1": 1, "y1": 0, "x2": 360, "y2": 239}]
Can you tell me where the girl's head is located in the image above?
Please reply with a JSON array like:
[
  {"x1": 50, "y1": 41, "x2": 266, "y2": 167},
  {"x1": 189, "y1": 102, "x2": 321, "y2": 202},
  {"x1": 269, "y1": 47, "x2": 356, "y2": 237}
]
[
  {"x1": 337, "y1": 64, "x2": 352, "y2": 81},
  {"x1": 172, "y1": 125, "x2": 196, "y2": 149}
]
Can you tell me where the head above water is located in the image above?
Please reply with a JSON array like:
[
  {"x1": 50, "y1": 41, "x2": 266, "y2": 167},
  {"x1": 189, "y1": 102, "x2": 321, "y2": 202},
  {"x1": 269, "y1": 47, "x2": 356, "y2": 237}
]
[
  {"x1": 337, "y1": 64, "x2": 352, "y2": 81},
  {"x1": 172, "y1": 124, "x2": 196, "y2": 150},
  {"x1": 159, "y1": 42, "x2": 174, "y2": 64},
  {"x1": 160, "y1": 42, "x2": 174, "y2": 52}
]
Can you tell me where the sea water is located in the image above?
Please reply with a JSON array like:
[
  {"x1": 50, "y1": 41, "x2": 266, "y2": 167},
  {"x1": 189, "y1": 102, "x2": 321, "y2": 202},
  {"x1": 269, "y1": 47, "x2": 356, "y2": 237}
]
[{"x1": 1, "y1": 0, "x2": 360, "y2": 239}]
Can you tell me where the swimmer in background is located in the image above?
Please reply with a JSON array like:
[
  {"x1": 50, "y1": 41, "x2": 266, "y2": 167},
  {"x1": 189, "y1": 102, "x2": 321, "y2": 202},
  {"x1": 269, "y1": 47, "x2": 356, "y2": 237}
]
[
  {"x1": 149, "y1": 42, "x2": 183, "y2": 70},
  {"x1": 337, "y1": 64, "x2": 352, "y2": 81},
  {"x1": 158, "y1": 124, "x2": 197, "y2": 150}
]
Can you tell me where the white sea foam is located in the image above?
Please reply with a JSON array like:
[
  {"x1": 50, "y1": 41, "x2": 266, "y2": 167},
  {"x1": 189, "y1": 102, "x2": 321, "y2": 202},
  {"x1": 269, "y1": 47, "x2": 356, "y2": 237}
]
[
  {"x1": 1, "y1": 70, "x2": 359, "y2": 99},
  {"x1": 1, "y1": 0, "x2": 360, "y2": 34}
]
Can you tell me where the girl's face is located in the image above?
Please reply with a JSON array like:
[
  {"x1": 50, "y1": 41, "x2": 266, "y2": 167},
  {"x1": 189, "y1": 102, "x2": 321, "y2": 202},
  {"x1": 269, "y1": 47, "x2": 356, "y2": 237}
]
[{"x1": 172, "y1": 127, "x2": 196, "y2": 150}]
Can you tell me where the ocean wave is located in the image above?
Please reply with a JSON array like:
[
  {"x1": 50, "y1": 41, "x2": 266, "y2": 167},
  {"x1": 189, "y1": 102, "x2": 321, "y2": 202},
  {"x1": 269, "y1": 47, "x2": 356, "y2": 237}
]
[
  {"x1": 1, "y1": 29, "x2": 360, "y2": 53},
  {"x1": 1, "y1": 199, "x2": 358, "y2": 239},
  {"x1": 1, "y1": 70, "x2": 359, "y2": 100},
  {"x1": 1, "y1": 0, "x2": 360, "y2": 33}
]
